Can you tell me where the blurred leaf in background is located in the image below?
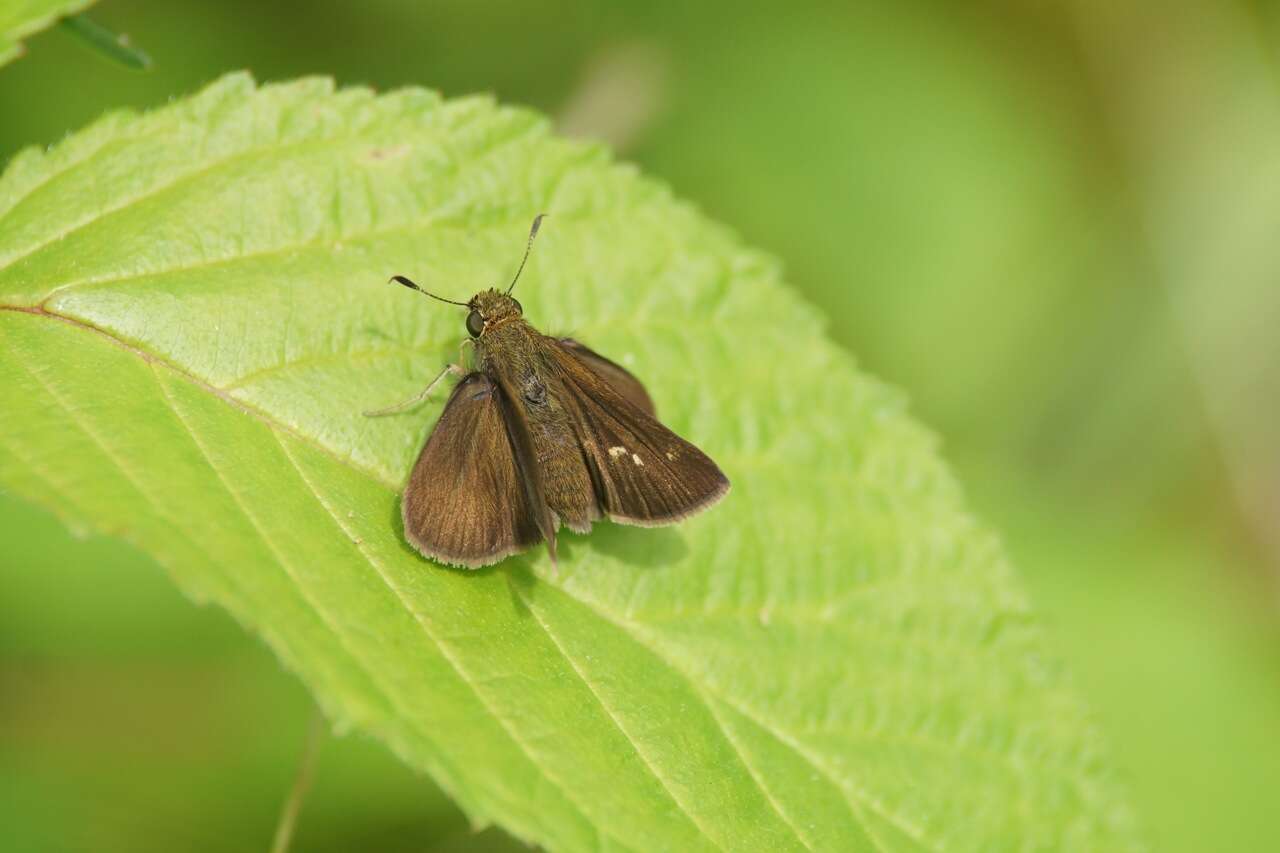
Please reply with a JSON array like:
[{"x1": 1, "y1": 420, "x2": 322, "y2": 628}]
[{"x1": 1, "y1": 0, "x2": 1277, "y2": 851}]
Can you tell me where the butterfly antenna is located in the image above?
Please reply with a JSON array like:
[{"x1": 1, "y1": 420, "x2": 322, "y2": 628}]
[
  {"x1": 506, "y1": 214, "x2": 547, "y2": 294},
  {"x1": 388, "y1": 275, "x2": 469, "y2": 307}
]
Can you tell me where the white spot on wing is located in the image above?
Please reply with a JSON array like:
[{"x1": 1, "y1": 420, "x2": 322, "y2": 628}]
[
  {"x1": 632, "y1": 453, "x2": 644, "y2": 466},
  {"x1": 608, "y1": 446, "x2": 627, "y2": 458}
]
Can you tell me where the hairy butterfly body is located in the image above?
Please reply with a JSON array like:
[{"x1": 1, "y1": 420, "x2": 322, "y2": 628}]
[{"x1": 369, "y1": 217, "x2": 729, "y2": 569}]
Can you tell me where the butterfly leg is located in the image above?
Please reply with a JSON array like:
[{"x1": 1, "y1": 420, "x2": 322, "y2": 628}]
[
  {"x1": 545, "y1": 535, "x2": 558, "y2": 579},
  {"x1": 362, "y1": 362, "x2": 465, "y2": 416}
]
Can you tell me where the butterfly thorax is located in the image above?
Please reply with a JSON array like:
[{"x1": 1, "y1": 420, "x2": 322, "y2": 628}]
[
  {"x1": 470, "y1": 307, "x2": 600, "y2": 530},
  {"x1": 475, "y1": 313, "x2": 539, "y2": 375},
  {"x1": 469, "y1": 289, "x2": 546, "y2": 389}
]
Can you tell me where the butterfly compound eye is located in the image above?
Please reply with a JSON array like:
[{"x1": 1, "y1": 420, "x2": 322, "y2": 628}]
[
  {"x1": 466, "y1": 310, "x2": 485, "y2": 338},
  {"x1": 511, "y1": 298, "x2": 523, "y2": 314}
]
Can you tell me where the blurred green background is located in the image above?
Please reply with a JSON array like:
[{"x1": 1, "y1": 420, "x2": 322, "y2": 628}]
[{"x1": 2, "y1": 1, "x2": 1278, "y2": 850}]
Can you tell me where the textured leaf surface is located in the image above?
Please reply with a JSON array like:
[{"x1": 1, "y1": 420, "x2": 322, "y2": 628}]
[
  {"x1": 0, "y1": 74, "x2": 1141, "y2": 851},
  {"x1": 0, "y1": 0, "x2": 95, "y2": 66}
]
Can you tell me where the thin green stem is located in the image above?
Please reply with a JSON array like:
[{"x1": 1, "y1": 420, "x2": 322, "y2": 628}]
[
  {"x1": 269, "y1": 708, "x2": 326, "y2": 853},
  {"x1": 59, "y1": 15, "x2": 151, "y2": 70}
]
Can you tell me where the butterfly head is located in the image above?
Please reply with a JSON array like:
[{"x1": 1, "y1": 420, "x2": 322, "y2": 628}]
[{"x1": 465, "y1": 290, "x2": 523, "y2": 338}]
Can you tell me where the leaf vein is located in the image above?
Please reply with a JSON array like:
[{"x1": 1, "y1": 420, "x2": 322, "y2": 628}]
[
  {"x1": 150, "y1": 365, "x2": 409, "y2": 724},
  {"x1": 516, "y1": 586, "x2": 730, "y2": 852},
  {"x1": 0, "y1": 114, "x2": 148, "y2": 225},
  {"x1": 36, "y1": 212, "x2": 560, "y2": 308},
  {"x1": 8, "y1": 344, "x2": 171, "y2": 526},
  {"x1": 2, "y1": 130, "x2": 367, "y2": 276},
  {"x1": 1, "y1": 99, "x2": 537, "y2": 285},
  {"x1": 270, "y1": 431, "x2": 612, "y2": 851},
  {"x1": 698, "y1": 693, "x2": 819, "y2": 851},
  {"x1": 563, "y1": 589, "x2": 940, "y2": 852}
]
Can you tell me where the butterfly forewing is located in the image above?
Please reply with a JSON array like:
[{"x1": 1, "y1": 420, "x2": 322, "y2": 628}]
[
  {"x1": 548, "y1": 339, "x2": 730, "y2": 526},
  {"x1": 401, "y1": 372, "x2": 542, "y2": 568}
]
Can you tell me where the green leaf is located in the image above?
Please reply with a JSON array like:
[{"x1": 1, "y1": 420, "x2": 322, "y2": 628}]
[
  {"x1": 0, "y1": 73, "x2": 1142, "y2": 850},
  {"x1": 0, "y1": 0, "x2": 96, "y2": 66}
]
